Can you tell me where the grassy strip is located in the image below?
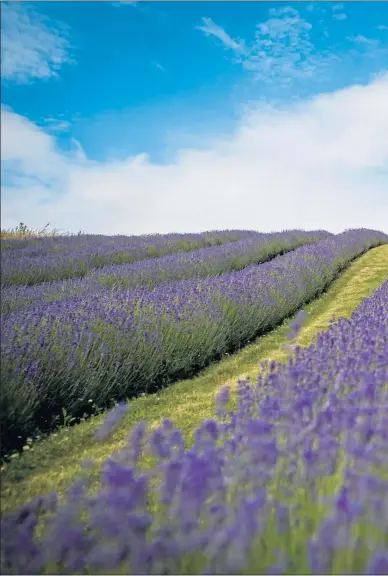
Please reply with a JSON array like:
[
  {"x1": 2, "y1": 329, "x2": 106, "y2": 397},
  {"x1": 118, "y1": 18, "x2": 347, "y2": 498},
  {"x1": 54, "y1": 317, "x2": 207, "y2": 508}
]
[{"x1": 1, "y1": 244, "x2": 387, "y2": 515}]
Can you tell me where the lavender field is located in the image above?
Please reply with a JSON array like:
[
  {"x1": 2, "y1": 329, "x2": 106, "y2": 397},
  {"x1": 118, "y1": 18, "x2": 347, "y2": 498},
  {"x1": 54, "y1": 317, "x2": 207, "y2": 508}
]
[
  {"x1": 2, "y1": 228, "x2": 331, "y2": 451},
  {"x1": 0, "y1": 229, "x2": 264, "y2": 287},
  {"x1": 1, "y1": 229, "x2": 329, "y2": 314},
  {"x1": 2, "y1": 228, "x2": 386, "y2": 451},
  {"x1": 1, "y1": 227, "x2": 388, "y2": 575}
]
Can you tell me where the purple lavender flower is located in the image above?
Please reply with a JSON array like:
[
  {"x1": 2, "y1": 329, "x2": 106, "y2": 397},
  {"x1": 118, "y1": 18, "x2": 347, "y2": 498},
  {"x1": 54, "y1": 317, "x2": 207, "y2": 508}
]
[
  {"x1": 95, "y1": 402, "x2": 130, "y2": 440},
  {"x1": 288, "y1": 309, "x2": 307, "y2": 340},
  {"x1": 365, "y1": 550, "x2": 388, "y2": 575}
]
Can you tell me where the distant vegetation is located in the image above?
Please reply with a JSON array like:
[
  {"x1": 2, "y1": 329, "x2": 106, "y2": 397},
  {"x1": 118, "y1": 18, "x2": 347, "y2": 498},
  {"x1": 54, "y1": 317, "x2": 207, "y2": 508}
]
[{"x1": 0, "y1": 222, "x2": 68, "y2": 239}]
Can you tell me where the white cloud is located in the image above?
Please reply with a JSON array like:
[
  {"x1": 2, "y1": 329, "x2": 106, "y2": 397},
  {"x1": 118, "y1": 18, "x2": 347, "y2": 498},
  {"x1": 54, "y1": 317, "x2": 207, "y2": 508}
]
[
  {"x1": 2, "y1": 74, "x2": 388, "y2": 235},
  {"x1": 306, "y1": 4, "x2": 326, "y2": 15},
  {"x1": 332, "y1": 4, "x2": 344, "y2": 12},
  {"x1": 1, "y1": 2, "x2": 73, "y2": 84},
  {"x1": 1, "y1": 106, "x2": 66, "y2": 182},
  {"x1": 196, "y1": 17, "x2": 247, "y2": 54},
  {"x1": 198, "y1": 7, "x2": 337, "y2": 90},
  {"x1": 42, "y1": 118, "x2": 72, "y2": 133},
  {"x1": 333, "y1": 13, "x2": 347, "y2": 21},
  {"x1": 152, "y1": 60, "x2": 165, "y2": 72},
  {"x1": 198, "y1": 6, "x2": 388, "y2": 93},
  {"x1": 350, "y1": 35, "x2": 376, "y2": 46},
  {"x1": 111, "y1": 1, "x2": 138, "y2": 7},
  {"x1": 244, "y1": 7, "x2": 322, "y2": 86},
  {"x1": 346, "y1": 34, "x2": 388, "y2": 66}
]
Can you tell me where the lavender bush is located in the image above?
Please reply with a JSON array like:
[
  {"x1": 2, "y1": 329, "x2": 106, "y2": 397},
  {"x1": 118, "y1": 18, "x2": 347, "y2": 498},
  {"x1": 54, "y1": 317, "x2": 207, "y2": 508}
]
[
  {"x1": 1, "y1": 228, "x2": 386, "y2": 452},
  {"x1": 1, "y1": 230, "x2": 329, "y2": 315},
  {"x1": 1, "y1": 229, "x2": 265, "y2": 287},
  {"x1": 1, "y1": 276, "x2": 387, "y2": 575}
]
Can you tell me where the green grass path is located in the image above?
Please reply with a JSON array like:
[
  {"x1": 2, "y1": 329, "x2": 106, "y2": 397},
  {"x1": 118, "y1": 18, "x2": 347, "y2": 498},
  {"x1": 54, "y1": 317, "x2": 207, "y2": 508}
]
[{"x1": 2, "y1": 245, "x2": 387, "y2": 514}]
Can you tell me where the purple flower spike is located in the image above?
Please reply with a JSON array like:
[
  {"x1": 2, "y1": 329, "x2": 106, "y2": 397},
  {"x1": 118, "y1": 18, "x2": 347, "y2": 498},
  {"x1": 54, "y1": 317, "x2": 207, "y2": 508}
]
[
  {"x1": 95, "y1": 402, "x2": 130, "y2": 440},
  {"x1": 365, "y1": 550, "x2": 388, "y2": 574}
]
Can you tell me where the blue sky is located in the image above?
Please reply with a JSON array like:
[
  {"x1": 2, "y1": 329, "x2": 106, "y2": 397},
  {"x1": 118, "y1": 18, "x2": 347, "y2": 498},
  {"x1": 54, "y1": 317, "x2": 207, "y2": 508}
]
[{"x1": 1, "y1": 1, "x2": 388, "y2": 234}]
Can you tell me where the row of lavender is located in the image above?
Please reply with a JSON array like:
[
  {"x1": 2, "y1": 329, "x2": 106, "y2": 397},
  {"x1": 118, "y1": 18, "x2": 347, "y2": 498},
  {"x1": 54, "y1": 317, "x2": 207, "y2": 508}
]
[
  {"x1": 2, "y1": 275, "x2": 387, "y2": 574},
  {"x1": 1, "y1": 229, "x2": 386, "y2": 452},
  {"x1": 1, "y1": 229, "x2": 267, "y2": 286},
  {"x1": 1, "y1": 230, "x2": 329, "y2": 314},
  {"x1": 1, "y1": 229, "x2": 258, "y2": 253}
]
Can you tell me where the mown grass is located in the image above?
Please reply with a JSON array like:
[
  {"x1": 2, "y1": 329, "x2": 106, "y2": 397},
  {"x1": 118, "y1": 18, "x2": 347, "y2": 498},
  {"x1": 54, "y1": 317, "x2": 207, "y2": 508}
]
[{"x1": 2, "y1": 244, "x2": 387, "y2": 517}]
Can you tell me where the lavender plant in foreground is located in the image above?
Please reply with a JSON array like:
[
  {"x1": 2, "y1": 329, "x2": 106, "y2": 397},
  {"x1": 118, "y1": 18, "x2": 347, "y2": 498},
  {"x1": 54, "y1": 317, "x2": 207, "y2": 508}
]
[
  {"x1": 1, "y1": 277, "x2": 387, "y2": 575},
  {"x1": 1, "y1": 229, "x2": 387, "y2": 450},
  {"x1": 1, "y1": 229, "x2": 329, "y2": 314}
]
